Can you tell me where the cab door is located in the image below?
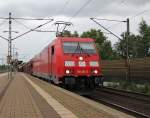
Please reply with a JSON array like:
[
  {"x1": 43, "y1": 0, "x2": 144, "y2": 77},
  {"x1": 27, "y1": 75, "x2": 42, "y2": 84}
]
[
  {"x1": 47, "y1": 47, "x2": 50, "y2": 77},
  {"x1": 50, "y1": 45, "x2": 55, "y2": 77}
]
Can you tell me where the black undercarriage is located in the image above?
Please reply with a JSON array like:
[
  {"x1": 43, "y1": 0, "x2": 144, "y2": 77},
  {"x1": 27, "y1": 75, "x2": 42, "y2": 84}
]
[{"x1": 62, "y1": 76, "x2": 103, "y2": 90}]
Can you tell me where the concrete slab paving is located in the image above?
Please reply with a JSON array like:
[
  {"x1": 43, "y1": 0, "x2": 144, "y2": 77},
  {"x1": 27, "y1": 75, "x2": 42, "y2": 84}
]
[{"x1": 0, "y1": 73, "x2": 60, "y2": 118}]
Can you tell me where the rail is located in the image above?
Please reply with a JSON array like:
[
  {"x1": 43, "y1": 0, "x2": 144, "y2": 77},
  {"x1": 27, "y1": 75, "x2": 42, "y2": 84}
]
[{"x1": 86, "y1": 87, "x2": 150, "y2": 118}]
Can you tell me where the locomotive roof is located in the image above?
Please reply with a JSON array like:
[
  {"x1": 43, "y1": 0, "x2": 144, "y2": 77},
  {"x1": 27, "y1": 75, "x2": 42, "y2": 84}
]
[{"x1": 57, "y1": 37, "x2": 95, "y2": 42}]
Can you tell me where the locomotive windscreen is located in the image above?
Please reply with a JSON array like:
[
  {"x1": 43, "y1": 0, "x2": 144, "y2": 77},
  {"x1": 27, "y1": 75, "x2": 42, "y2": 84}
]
[{"x1": 63, "y1": 42, "x2": 96, "y2": 54}]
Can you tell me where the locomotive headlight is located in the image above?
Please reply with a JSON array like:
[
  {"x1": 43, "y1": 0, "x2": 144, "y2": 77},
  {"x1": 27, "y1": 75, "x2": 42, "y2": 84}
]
[
  {"x1": 90, "y1": 61, "x2": 99, "y2": 67},
  {"x1": 79, "y1": 56, "x2": 83, "y2": 61},
  {"x1": 66, "y1": 70, "x2": 70, "y2": 74},
  {"x1": 65, "y1": 61, "x2": 75, "y2": 67},
  {"x1": 94, "y1": 70, "x2": 98, "y2": 74}
]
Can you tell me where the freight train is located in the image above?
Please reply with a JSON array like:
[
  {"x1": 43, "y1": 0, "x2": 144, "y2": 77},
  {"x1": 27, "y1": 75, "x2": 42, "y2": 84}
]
[{"x1": 22, "y1": 37, "x2": 103, "y2": 89}]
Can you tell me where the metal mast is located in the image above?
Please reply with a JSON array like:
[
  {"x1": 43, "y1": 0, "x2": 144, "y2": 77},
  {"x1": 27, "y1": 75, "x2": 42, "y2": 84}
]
[
  {"x1": 0, "y1": 13, "x2": 53, "y2": 79},
  {"x1": 8, "y1": 12, "x2": 12, "y2": 79},
  {"x1": 126, "y1": 18, "x2": 130, "y2": 81}
]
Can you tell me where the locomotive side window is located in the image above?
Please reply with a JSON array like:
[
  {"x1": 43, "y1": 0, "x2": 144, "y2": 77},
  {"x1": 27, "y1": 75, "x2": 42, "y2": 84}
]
[
  {"x1": 63, "y1": 42, "x2": 96, "y2": 54},
  {"x1": 51, "y1": 46, "x2": 54, "y2": 55}
]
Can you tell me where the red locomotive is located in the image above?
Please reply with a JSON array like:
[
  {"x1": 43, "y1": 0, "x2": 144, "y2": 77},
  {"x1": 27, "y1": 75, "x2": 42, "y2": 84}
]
[{"x1": 25, "y1": 37, "x2": 103, "y2": 89}]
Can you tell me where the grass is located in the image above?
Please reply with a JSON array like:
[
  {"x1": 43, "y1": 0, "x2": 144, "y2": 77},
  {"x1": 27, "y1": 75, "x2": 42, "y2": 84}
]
[{"x1": 105, "y1": 80, "x2": 150, "y2": 95}]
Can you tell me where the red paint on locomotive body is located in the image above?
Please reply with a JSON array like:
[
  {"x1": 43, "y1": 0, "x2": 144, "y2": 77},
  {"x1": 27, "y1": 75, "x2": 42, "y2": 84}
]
[{"x1": 31, "y1": 37, "x2": 103, "y2": 86}]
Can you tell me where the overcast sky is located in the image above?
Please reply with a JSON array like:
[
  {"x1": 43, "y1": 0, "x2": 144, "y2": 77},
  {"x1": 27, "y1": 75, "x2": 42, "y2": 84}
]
[{"x1": 0, "y1": 0, "x2": 150, "y2": 63}]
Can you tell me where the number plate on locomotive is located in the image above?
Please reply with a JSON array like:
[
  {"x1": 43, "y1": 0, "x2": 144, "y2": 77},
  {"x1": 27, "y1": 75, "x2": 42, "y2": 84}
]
[
  {"x1": 79, "y1": 61, "x2": 86, "y2": 67},
  {"x1": 77, "y1": 70, "x2": 88, "y2": 74}
]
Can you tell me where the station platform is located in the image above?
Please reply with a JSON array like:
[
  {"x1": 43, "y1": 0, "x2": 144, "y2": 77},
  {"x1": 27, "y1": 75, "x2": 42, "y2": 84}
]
[{"x1": 0, "y1": 73, "x2": 134, "y2": 118}]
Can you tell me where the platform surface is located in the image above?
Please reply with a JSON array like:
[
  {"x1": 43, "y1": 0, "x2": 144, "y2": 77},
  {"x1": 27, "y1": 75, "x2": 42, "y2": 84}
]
[
  {"x1": 0, "y1": 73, "x2": 60, "y2": 118},
  {"x1": 0, "y1": 73, "x2": 135, "y2": 118}
]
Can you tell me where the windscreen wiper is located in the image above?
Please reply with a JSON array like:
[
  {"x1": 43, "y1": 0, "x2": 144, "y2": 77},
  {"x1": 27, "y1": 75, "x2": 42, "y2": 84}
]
[
  {"x1": 74, "y1": 42, "x2": 89, "y2": 55},
  {"x1": 73, "y1": 42, "x2": 81, "y2": 54}
]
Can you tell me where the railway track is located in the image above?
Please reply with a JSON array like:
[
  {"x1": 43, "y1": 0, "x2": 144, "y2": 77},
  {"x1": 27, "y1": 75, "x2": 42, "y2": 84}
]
[{"x1": 87, "y1": 87, "x2": 150, "y2": 118}]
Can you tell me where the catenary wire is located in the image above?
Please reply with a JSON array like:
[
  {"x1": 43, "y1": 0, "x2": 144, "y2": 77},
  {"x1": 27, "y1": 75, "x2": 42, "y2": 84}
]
[
  {"x1": 11, "y1": 1, "x2": 72, "y2": 34},
  {"x1": 13, "y1": 18, "x2": 56, "y2": 33},
  {"x1": 130, "y1": 8, "x2": 150, "y2": 20},
  {"x1": 13, "y1": 17, "x2": 53, "y2": 20},
  {"x1": 94, "y1": 0, "x2": 127, "y2": 30},
  {"x1": 56, "y1": 0, "x2": 72, "y2": 15},
  {"x1": 12, "y1": 19, "x2": 53, "y2": 40},
  {"x1": 61, "y1": 0, "x2": 94, "y2": 32},
  {"x1": 70, "y1": 0, "x2": 94, "y2": 20},
  {"x1": 13, "y1": 19, "x2": 31, "y2": 30}
]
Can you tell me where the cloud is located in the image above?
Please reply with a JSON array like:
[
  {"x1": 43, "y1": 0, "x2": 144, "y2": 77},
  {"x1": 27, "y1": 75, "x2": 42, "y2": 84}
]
[
  {"x1": 0, "y1": 0, "x2": 150, "y2": 18},
  {"x1": 0, "y1": 0, "x2": 150, "y2": 62}
]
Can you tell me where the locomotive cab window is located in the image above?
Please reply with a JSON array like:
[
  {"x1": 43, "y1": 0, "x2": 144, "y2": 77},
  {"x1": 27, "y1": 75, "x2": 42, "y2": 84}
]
[
  {"x1": 63, "y1": 42, "x2": 96, "y2": 54},
  {"x1": 51, "y1": 46, "x2": 54, "y2": 55}
]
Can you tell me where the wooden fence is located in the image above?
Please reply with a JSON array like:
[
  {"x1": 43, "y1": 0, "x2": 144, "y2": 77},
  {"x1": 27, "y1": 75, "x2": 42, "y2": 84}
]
[{"x1": 101, "y1": 57, "x2": 150, "y2": 80}]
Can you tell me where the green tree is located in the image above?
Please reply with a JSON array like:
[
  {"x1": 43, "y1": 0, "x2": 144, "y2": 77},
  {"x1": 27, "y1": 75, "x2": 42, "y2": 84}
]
[
  {"x1": 60, "y1": 30, "x2": 79, "y2": 37},
  {"x1": 115, "y1": 33, "x2": 139, "y2": 58},
  {"x1": 115, "y1": 20, "x2": 150, "y2": 58},
  {"x1": 81, "y1": 29, "x2": 106, "y2": 45},
  {"x1": 73, "y1": 31, "x2": 79, "y2": 37},
  {"x1": 61, "y1": 30, "x2": 72, "y2": 37},
  {"x1": 81, "y1": 29, "x2": 115, "y2": 60},
  {"x1": 138, "y1": 20, "x2": 150, "y2": 57}
]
